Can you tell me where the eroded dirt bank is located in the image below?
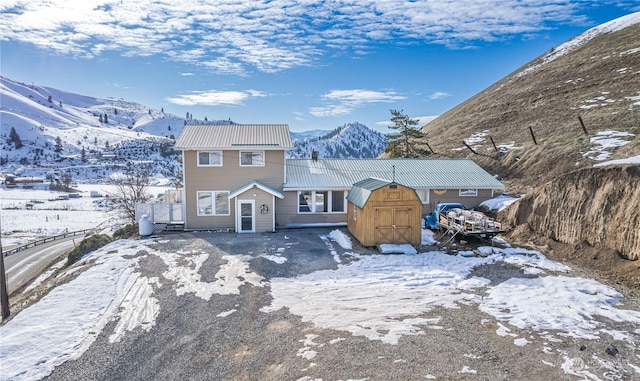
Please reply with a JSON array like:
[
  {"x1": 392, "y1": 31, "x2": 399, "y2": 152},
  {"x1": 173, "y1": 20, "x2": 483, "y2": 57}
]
[{"x1": 499, "y1": 165, "x2": 640, "y2": 292}]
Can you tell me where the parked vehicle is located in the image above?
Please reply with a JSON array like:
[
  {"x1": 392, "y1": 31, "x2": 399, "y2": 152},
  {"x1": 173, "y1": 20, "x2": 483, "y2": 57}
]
[{"x1": 424, "y1": 203, "x2": 503, "y2": 240}]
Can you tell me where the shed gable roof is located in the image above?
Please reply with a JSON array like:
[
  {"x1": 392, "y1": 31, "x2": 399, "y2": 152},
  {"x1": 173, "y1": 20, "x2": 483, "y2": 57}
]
[
  {"x1": 284, "y1": 158, "x2": 504, "y2": 190},
  {"x1": 175, "y1": 124, "x2": 293, "y2": 150},
  {"x1": 347, "y1": 178, "x2": 392, "y2": 208}
]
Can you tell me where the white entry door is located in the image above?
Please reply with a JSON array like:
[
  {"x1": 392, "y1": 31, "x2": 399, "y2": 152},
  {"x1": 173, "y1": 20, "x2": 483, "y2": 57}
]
[{"x1": 237, "y1": 200, "x2": 255, "y2": 233}]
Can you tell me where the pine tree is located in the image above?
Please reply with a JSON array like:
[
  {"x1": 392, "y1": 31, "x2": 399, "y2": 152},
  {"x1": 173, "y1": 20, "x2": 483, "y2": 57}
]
[
  {"x1": 9, "y1": 127, "x2": 23, "y2": 149},
  {"x1": 81, "y1": 146, "x2": 86, "y2": 161},
  {"x1": 384, "y1": 109, "x2": 430, "y2": 158},
  {"x1": 99, "y1": 114, "x2": 103, "y2": 123},
  {"x1": 47, "y1": 95, "x2": 53, "y2": 103},
  {"x1": 54, "y1": 136, "x2": 63, "y2": 153},
  {"x1": 104, "y1": 113, "x2": 108, "y2": 124}
]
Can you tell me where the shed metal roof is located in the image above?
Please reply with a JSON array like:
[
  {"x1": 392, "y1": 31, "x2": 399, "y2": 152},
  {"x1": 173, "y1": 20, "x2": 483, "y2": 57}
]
[
  {"x1": 346, "y1": 178, "x2": 392, "y2": 208},
  {"x1": 175, "y1": 124, "x2": 293, "y2": 150},
  {"x1": 284, "y1": 158, "x2": 504, "y2": 190}
]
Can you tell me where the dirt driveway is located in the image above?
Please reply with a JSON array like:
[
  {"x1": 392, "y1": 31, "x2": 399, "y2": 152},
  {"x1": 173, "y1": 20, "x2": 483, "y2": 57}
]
[{"x1": 44, "y1": 228, "x2": 640, "y2": 381}]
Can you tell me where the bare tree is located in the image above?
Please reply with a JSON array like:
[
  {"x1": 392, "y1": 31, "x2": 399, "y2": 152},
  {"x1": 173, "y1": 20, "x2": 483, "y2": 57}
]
[{"x1": 109, "y1": 167, "x2": 151, "y2": 224}]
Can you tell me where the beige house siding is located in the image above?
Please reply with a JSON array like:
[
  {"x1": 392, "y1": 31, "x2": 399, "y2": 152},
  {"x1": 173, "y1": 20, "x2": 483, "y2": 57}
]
[
  {"x1": 234, "y1": 188, "x2": 276, "y2": 233},
  {"x1": 276, "y1": 191, "x2": 347, "y2": 227},
  {"x1": 183, "y1": 149, "x2": 286, "y2": 230}
]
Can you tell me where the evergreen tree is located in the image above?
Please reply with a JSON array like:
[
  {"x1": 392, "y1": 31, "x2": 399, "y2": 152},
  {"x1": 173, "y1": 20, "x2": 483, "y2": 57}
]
[
  {"x1": 47, "y1": 95, "x2": 53, "y2": 103},
  {"x1": 384, "y1": 109, "x2": 430, "y2": 158},
  {"x1": 9, "y1": 127, "x2": 23, "y2": 149},
  {"x1": 81, "y1": 146, "x2": 86, "y2": 161},
  {"x1": 99, "y1": 114, "x2": 103, "y2": 123},
  {"x1": 104, "y1": 113, "x2": 108, "y2": 123},
  {"x1": 114, "y1": 108, "x2": 118, "y2": 114},
  {"x1": 54, "y1": 136, "x2": 63, "y2": 153}
]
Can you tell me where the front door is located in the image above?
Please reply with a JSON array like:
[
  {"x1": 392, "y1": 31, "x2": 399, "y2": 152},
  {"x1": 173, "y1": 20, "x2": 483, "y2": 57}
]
[{"x1": 237, "y1": 200, "x2": 255, "y2": 233}]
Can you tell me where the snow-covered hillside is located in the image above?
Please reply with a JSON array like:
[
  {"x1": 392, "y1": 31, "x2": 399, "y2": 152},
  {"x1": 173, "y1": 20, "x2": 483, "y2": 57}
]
[
  {"x1": 287, "y1": 122, "x2": 388, "y2": 159},
  {"x1": 0, "y1": 76, "x2": 193, "y2": 184},
  {"x1": 1, "y1": 76, "x2": 388, "y2": 185}
]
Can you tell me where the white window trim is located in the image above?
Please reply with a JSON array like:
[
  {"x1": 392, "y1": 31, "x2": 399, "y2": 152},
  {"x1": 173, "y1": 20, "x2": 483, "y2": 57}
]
[
  {"x1": 196, "y1": 190, "x2": 230, "y2": 216},
  {"x1": 197, "y1": 151, "x2": 223, "y2": 167},
  {"x1": 239, "y1": 151, "x2": 265, "y2": 167},
  {"x1": 459, "y1": 189, "x2": 478, "y2": 197},
  {"x1": 417, "y1": 189, "x2": 430, "y2": 204},
  {"x1": 297, "y1": 190, "x2": 347, "y2": 214}
]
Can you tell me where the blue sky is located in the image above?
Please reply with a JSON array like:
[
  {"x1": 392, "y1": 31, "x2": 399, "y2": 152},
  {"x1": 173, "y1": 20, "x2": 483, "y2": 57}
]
[{"x1": 1, "y1": 1, "x2": 639, "y2": 133}]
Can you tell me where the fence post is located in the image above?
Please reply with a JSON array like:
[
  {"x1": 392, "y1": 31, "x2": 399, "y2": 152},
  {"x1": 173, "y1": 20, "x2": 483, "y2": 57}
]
[
  {"x1": 489, "y1": 136, "x2": 499, "y2": 152},
  {"x1": 578, "y1": 115, "x2": 589, "y2": 135},
  {"x1": 463, "y1": 141, "x2": 477, "y2": 154},
  {"x1": 529, "y1": 127, "x2": 538, "y2": 145}
]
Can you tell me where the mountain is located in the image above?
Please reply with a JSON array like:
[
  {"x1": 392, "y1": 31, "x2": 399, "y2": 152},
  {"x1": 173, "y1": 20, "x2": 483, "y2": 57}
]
[
  {"x1": 287, "y1": 122, "x2": 388, "y2": 159},
  {"x1": 421, "y1": 12, "x2": 640, "y2": 192},
  {"x1": 0, "y1": 76, "x2": 387, "y2": 185}
]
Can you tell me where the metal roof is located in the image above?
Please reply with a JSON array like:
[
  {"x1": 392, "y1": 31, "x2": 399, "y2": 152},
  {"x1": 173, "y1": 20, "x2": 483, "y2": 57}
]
[
  {"x1": 284, "y1": 158, "x2": 505, "y2": 190},
  {"x1": 346, "y1": 178, "x2": 392, "y2": 208},
  {"x1": 229, "y1": 180, "x2": 284, "y2": 199},
  {"x1": 175, "y1": 124, "x2": 293, "y2": 150}
]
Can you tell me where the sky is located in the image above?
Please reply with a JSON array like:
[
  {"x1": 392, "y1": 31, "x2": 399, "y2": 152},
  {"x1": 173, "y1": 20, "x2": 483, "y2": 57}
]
[{"x1": 1, "y1": 1, "x2": 640, "y2": 133}]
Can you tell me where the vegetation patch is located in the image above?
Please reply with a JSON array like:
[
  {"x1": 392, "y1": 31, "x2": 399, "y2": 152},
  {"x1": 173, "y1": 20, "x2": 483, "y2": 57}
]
[{"x1": 66, "y1": 234, "x2": 112, "y2": 266}]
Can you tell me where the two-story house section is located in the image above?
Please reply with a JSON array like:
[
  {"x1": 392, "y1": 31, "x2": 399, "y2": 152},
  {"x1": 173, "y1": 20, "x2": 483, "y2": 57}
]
[{"x1": 174, "y1": 124, "x2": 292, "y2": 233}]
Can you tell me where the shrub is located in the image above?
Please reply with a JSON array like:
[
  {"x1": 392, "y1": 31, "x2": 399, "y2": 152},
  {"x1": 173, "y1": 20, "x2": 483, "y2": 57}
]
[
  {"x1": 112, "y1": 224, "x2": 138, "y2": 240},
  {"x1": 66, "y1": 234, "x2": 112, "y2": 266}
]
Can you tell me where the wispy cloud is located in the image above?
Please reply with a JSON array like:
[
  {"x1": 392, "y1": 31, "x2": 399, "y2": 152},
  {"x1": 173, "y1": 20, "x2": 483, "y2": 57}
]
[
  {"x1": 428, "y1": 91, "x2": 452, "y2": 100},
  {"x1": 166, "y1": 89, "x2": 265, "y2": 106},
  {"x1": 0, "y1": 1, "x2": 619, "y2": 74},
  {"x1": 310, "y1": 89, "x2": 405, "y2": 117}
]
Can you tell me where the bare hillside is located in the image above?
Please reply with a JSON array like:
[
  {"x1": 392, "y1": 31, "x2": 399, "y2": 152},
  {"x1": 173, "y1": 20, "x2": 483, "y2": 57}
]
[{"x1": 421, "y1": 16, "x2": 640, "y2": 192}]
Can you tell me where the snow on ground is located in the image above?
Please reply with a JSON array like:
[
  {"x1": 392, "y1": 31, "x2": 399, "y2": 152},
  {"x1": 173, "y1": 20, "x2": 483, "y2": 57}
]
[
  {"x1": 479, "y1": 194, "x2": 521, "y2": 212},
  {"x1": 0, "y1": 185, "x2": 172, "y2": 247},
  {"x1": 2, "y1": 194, "x2": 640, "y2": 380},
  {"x1": 582, "y1": 130, "x2": 635, "y2": 161},
  {"x1": 594, "y1": 154, "x2": 640, "y2": 167},
  {"x1": 2, "y1": 227, "x2": 639, "y2": 380}
]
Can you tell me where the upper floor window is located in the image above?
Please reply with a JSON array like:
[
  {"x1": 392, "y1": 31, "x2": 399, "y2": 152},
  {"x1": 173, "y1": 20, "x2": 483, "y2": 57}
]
[
  {"x1": 240, "y1": 151, "x2": 265, "y2": 166},
  {"x1": 459, "y1": 189, "x2": 478, "y2": 197},
  {"x1": 198, "y1": 151, "x2": 222, "y2": 166}
]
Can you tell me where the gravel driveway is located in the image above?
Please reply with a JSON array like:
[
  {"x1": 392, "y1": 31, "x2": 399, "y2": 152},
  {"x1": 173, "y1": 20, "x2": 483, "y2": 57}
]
[{"x1": 44, "y1": 228, "x2": 640, "y2": 381}]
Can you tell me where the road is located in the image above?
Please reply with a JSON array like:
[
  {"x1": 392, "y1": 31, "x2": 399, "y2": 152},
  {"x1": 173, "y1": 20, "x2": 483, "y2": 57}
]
[{"x1": 4, "y1": 235, "x2": 83, "y2": 295}]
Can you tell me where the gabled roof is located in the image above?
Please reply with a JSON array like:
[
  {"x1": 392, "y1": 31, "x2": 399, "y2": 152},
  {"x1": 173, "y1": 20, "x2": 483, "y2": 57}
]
[
  {"x1": 346, "y1": 178, "x2": 392, "y2": 208},
  {"x1": 175, "y1": 124, "x2": 293, "y2": 150},
  {"x1": 284, "y1": 158, "x2": 505, "y2": 190},
  {"x1": 229, "y1": 180, "x2": 284, "y2": 199}
]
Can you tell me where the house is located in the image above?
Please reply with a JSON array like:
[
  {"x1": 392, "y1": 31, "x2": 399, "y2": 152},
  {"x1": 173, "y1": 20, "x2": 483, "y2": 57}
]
[
  {"x1": 175, "y1": 124, "x2": 505, "y2": 233},
  {"x1": 346, "y1": 178, "x2": 423, "y2": 246}
]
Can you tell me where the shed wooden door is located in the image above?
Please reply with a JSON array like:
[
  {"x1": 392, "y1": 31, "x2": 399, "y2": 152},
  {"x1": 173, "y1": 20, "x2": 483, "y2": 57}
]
[{"x1": 374, "y1": 207, "x2": 414, "y2": 244}]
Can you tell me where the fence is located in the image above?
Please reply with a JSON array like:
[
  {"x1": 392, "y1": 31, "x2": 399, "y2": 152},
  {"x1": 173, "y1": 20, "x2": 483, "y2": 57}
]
[
  {"x1": 135, "y1": 203, "x2": 184, "y2": 224},
  {"x1": 2, "y1": 229, "x2": 93, "y2": 257}
]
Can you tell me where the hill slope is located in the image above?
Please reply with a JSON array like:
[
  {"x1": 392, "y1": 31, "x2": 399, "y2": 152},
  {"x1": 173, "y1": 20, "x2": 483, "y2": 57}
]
[
  {"x1": 421, "y1": 12, "x2": 640, "y2": 192},
  {"x1": 287, "y1": 122, "x2": 387, "y2": 159}
]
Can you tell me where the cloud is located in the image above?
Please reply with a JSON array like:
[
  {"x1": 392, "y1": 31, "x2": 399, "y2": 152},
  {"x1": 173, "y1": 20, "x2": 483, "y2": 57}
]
[
  {"x1": 310, "y1": 89, "x2": 405, "y2": 117},
  {"x1": 166, "y1": 89, "x2": 265, "y2": 106},
  {"x1": 428, "y1": 91, "x2": 452, "y2": 100},
  {"x1": 0, "y1": 1, "x2": 623, "y2": 74}
]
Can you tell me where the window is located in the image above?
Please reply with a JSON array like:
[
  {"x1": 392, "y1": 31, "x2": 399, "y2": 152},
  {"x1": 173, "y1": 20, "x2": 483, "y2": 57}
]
[
  {"x1": 197, "y1": 191, "x2": 229, "y2": 216},
  {"x1": 298, "y1": 190, "x2": 346, "y2": 213},
  {"x1": 198, "y1": 151, "x2": 222, "y2": 166},
  {"x1": 459, "y1": 189, "x2": 478, "y2": 197},
  {"x1": 240, "y1": 151, "x2": 264, "y2": 166},
  {"x1": 416, "y1": 190, "x2": 430, "y2": 204}
]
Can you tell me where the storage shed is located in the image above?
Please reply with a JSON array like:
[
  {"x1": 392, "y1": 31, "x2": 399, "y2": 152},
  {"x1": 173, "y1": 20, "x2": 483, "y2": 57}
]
[{"x1": 346, "y1": 178, "x2": 422, "y2": 247}]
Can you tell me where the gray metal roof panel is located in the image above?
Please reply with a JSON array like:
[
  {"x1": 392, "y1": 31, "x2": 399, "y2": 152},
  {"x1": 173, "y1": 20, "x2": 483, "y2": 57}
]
[
  {"x1": 347, "y1": 178, "x2": 392, "y2": 208},
  {"x1": 284, "y1": 158, "x2": 504, "y2": 190},
  {"x1": 175, "y1": 124, "x2": 293, "y2": 150}
]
